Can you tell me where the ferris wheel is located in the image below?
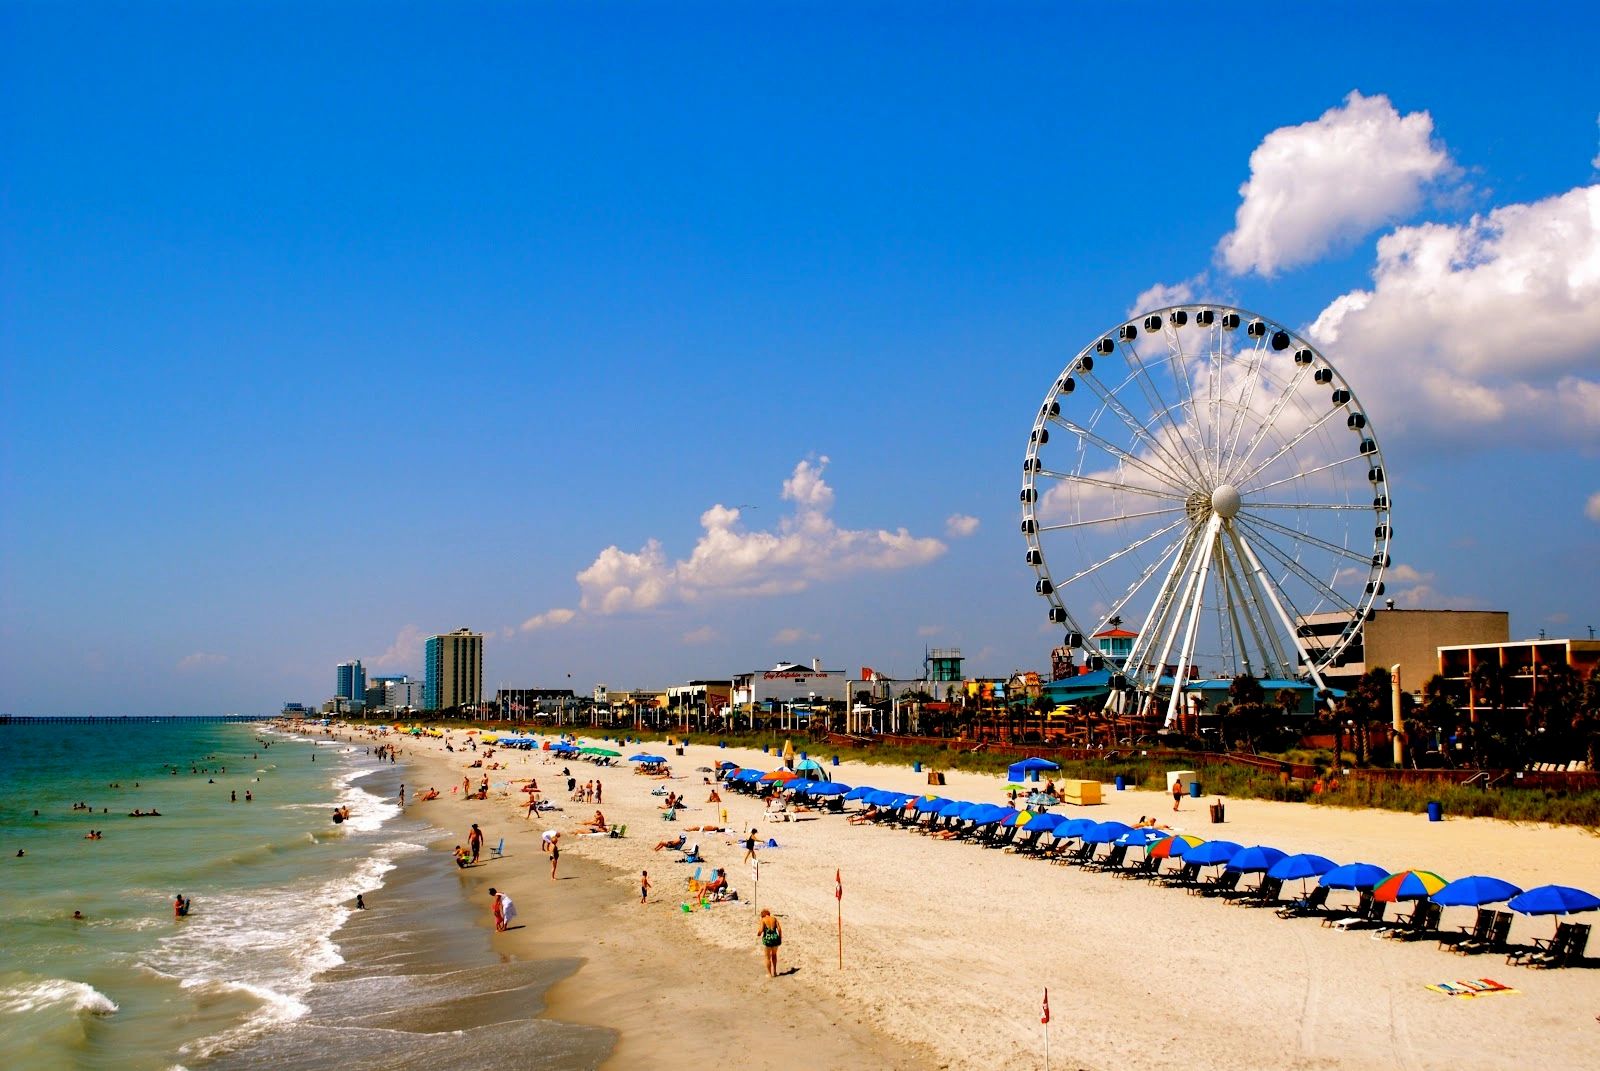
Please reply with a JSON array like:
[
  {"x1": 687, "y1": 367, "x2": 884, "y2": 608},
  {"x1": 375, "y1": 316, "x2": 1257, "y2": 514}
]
[{"x1": 1021, "y1": 305, "x2": 1391, "y2": 727}]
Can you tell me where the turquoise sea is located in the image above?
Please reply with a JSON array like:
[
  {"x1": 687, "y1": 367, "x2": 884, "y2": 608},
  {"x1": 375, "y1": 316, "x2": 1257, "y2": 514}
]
[{"x1": 0, "y1": 719, "x2": 611, "y2": 1071}]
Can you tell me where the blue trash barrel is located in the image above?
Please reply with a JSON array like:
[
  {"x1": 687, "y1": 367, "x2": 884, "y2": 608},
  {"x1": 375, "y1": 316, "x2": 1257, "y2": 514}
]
[
  {"x1": 831, "y1": 755, "x2": 839, "y2": 766},
  {"x1": 800, "y1": 752, "x2": 808, "y2": 761},
  {"x1": 1427, "y1": 801, "x2": 1442, "y2": 822},
  {"x1": 913, "y1": 760, "x2": 922, "y2": 773},
  {"x1": 1115, "y1": 775, "x2": 1126, "y2": 791},
  {"x1": 1188, "y1": 780, "x2": 1202, "y2": 798},
  {"x1": 719, "y1": 741, "x2": 726, "y2": 748},
  {"x1": 762, "y1": 745, "x2": 769, "y2": 754}
]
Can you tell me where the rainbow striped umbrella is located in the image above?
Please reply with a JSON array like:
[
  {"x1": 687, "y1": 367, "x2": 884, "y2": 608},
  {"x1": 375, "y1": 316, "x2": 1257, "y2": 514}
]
[
  {"x1": 1150, "y1": 833, "x2": 1204, "y2": 859},
  {"x1": 1373, "y1": 869, "x2": 1449, "y2": 902}
]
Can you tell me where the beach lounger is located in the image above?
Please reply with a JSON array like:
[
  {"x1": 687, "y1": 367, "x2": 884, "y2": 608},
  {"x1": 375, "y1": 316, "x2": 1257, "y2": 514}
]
[
  {"x1": 986, "y1": 826, "x2": 1018, "y2": 849},
  {"x1": 1520, "y1": 922, "x2": 1590, "y2": 968},
  {"x1": 1455, "y1": 911, "x2": 1513, "y2": 955},
  {"x1": 1158, "y1": 861, "x2": 1201, "y2": 888},
  {"x1": 1116, "y1": 855, "x2": 1160, "y2": 880},
  {"x1": 1443, "y1": 908, "x2": 1496, "y2": 952},
  {"x1": 1194, "y1": 870, "x2": 1242, "y2": 898},
  {"x1": 1275, "y1": 884, "x2": 1329, "y2": 919},
  {"x1": 1384, "y1": 901, "x2": 1441, "y2": 940},
  {"x1": 1086, "y1": 844, "x2": 1128, "y2": 872},
  {"x1": 1235, "y1": 876, "x2": 1283, "y2": 907},
  {"x1": 1324, "y1": 891, "x2": 1373, "y2": 928},
  {"x1": 677, "y1": 845, "x2": 702, "y2": 864},
  {"x1": 1329, "y1": 893, "x2": 1387, "y2": 930},
  {"x1": 1054, "y1": 841, "x2": 1095, "y2": 866}
]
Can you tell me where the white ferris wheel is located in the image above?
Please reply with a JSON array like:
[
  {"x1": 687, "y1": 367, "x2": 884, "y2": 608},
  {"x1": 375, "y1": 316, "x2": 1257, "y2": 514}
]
[{"x1": 1021, "y1": 305, "x2": 1392, "y2": 727}]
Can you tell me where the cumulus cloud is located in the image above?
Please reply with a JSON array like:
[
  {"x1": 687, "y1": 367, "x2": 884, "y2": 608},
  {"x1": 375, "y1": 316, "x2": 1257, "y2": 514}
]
[
  {"x1": 682, "y1": 626, "x2": 719, "y2": 645},
  {"x1": 1378, "y1": 564, "x2": 1482, "y2": 611},
  {"x1": 371, "y1": 625, "x2": 425, "y2": 670},
  {"x1": 1308, "y1": 183, "x2": 1600, "y2": 443},
  {"x1": 573, "y1": 457, "x2": 946, "y2": 614},
  {"x1": 177, "y1": 651, "x2": 227, "y2": 673},
  {"x1": 917, "y1": 625, "x2": 943, "y2": 637},
  {"x1": 1587, "y1": 491, "x2": 1600, "y2": 523},
  {"x1": 520, "y1": 608, "x2": 576, "y2": 632},
  {"x1": 945, "y1": 514, "x2": 980, "y2": 538},
  {"x1": 1130, "y1": 277, "x2": 1203, "y2": 316},
  {"x1": 1218, "y1": 91, "x2": 1454, "y2": 277},
  {"x1": 771, "y1": 627, "x2": 819, "y2": 645}
]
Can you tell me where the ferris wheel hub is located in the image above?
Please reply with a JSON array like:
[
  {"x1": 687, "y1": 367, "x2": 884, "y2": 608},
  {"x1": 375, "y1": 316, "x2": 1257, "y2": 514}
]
[{"x1": 1211, "y1": 483, "x2": 1242, "y2": 519}]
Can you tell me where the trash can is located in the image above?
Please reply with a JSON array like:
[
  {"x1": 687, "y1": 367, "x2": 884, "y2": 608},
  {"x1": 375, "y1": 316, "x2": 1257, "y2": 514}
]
[
  {"x1": 719, "y1": 741, "x2": 726, "y2": 748},
  {"x1": 913, "y1": 760, "x2": 922, "y2": 773},
  {"x1": 831, "y1": 755, "x2": 839, "y2": 766},
  {"x1": 1114, "y1": 775, "x2": 1126, "y2": 791},
  {"x1": 1030, "y1": 770, "x2": 1040, "y2": 782},
  {"x1": 1427, "y1": 801, "x2": 1442, "y2": 822},
  {"x1": 1209, "y1": 800, "x2": 1225, "y2": 824},
  {"x1": 1188, "y1": 780, "x2": 1202, "y2": 798},
  {"x1": 675, "y1": 747, "x2": 684, "y2": 756}
]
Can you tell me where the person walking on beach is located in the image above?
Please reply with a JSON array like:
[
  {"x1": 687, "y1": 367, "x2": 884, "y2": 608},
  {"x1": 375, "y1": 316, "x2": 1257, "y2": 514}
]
[
  {"x1": 468, "y1": 823, "x2": 484, "y2": 864},
  {"x1": 398, "y1": 784, "x2": 405, "y2": 806},
  {"x1": 549, "y1": 835, "x2": 561, "y2": 880},
  {"x1": 639, "y1": 870, "x2": 651, "y2": 904},
  {"x1": 1172, "y1": 778, "x2": 1184, "y2": 812},
  {"x1": 758, "y1": 909, "x2": 782, "y2": 977},
  {"x1": 743, "y1": 827, "x2": 759, "y2": 865}
]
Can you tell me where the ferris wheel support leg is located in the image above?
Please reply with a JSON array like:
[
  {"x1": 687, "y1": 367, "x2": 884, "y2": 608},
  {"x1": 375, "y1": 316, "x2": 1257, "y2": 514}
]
[
  {"x1": 1234, "y1": 531, "x2": 1329, "y2": 695},
  {"x1": 1223, "y1": 525, "x2": 1294, "y2": 679},
  {"x1": 1165, "y1": 515, "x2": 1223, "y2": 730}
]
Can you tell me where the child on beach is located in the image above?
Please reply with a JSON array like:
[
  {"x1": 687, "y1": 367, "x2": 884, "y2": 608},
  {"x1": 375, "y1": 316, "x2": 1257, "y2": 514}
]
[
  {"x1": 640, "y1": 870, "x2": 651, "y2": 904},
  {"x1": 1172, "y1": 779, "x2": 1184, "y2": 812}
]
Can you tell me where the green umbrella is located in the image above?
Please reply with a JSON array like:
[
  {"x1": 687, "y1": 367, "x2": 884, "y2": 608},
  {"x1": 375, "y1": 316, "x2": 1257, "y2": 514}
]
[{"x1": 580, "y1": 747, "x2": 621, "y2": 757}]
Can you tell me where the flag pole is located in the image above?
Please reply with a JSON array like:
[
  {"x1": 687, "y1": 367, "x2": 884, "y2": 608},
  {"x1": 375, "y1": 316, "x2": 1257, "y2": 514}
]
[
  {"x1": 1041, "y1": 986, "x2": 1051, "y2": 1071},
  {"x1": 835, "y1": 868, "x2": 844, "y2": 969}
]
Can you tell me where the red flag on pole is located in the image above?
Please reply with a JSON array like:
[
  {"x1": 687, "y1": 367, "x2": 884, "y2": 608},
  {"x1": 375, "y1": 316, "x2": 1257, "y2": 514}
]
[
  {"x1": 1041, "y1": 987, "x2": 1050, "y2": 1024},
  {"x1": 835, "y1": 869, "x2": 843, "y2": 900}
]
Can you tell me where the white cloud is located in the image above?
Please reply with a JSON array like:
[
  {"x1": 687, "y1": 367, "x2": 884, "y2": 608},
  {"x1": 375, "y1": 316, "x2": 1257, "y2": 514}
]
[
  {"x1": 176, "y1": 651, "x2": 227, "y2": 673},
  {"x1": 1586, "y1": 491, "x2": 1600, "y2": 523},
  {"x1": 771, "y1": 627, "x2": 819, "y2": 646},
  {"x1": 682, "y1": 626, "x2": 719, "y2": 645},
  {"x1": 945, "y1": 514, "x2": 980, "y2": 538},
  {"x1": 1377, "y1": 564, "x2": 1482, "y2": 611},
  {"x1": 1308, "y1": 183, "x2": 1600, "y2": 443},
  {"x1": 520, "y1": 607, "x2": 576, "y2": 632},
  {"x1": 917, "y1": 625, "x2": 942, "y2": 638},
  {"x1": 371, "y1": 625, "x2": 425, "y2": 670},
  {"x1": 1130, "y1": 277, "x2": 1202, "y2": 316},
  {"x1": 573, "y1": 457, "x2": 947, "y2": 614},
  {"x1": 1218, "y1": 91, "x2": 1454, "y2": 277}
]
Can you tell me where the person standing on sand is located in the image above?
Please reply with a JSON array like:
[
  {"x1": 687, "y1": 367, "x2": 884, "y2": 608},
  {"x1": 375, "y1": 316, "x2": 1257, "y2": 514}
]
[
  {"x1": 639, "y1": 870, "x2": 651, "y2": 904},
  {"x1": 488, "y1": 887, "x2": 508, "y2": 931},
  {"x1": 549, "y1": 836, "x2": 560, "y2": 880},
  {"x1": 744, "y1": 827, "x2": 759, "y2": 865},
  {"x1": 759, "y1": 909, "x2": 782, "y2": 976},
  {"x1": 398, "y1": 784, "x2": 405, "y2": 806},
  {"x1": 1172, "y1": 778, "x2": 1184, "y2": 812},
  {"x1": 595, "y1": 781, "x2": 602, "y2": 805},
  {"x1": 468, "y1": 823, "x2": 484, "y2": 864}
]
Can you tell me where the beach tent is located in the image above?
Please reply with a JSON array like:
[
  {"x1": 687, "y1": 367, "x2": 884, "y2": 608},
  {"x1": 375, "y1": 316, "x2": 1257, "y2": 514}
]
[{"x1": 1007, "y1": 757, "x2": 1061, "y2": 782}]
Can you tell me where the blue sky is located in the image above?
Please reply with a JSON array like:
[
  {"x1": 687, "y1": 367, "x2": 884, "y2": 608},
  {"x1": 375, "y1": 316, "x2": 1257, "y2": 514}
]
[{"x1": 3, "y1": 4, "x2": 1598, "y2": 714}]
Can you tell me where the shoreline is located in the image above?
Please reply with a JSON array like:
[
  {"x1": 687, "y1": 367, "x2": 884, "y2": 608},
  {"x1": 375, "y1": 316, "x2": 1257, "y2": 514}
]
[{"x1": 349, "y1": 724, "x2": 1600, "y2": 1071}]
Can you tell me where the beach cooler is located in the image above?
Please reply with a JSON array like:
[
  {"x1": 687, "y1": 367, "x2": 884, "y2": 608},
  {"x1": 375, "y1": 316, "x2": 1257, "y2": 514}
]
[{"x1": 1062, "y1": 779, "x2": 1102, "y2": 805}]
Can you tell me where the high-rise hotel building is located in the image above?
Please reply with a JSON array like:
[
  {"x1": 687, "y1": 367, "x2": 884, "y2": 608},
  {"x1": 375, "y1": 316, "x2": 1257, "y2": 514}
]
[
  {"x1": 336, "y1": 660, "x2": 367, "y2": 707},
  {"x1": 424, "y1": 629, "x2": 483, "y2": 712}
]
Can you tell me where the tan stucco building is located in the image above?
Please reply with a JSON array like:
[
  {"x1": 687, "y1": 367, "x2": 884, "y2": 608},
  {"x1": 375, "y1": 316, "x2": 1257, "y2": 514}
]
[{"x1": 1295, "y1": 608, "x2": 1510, "y2": 692}]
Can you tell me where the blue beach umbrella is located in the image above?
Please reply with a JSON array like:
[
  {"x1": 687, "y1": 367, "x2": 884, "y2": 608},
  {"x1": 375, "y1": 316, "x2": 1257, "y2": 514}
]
[
  {"x1": 1025, "y1": 812, "x2": 1066, "y2": 834},
  {"x1": 1268, "y1": 853, "x2": 1338, "y2": 882},
  {"x1": 1432, "y1": 875, "x2": 1523, "y2": 907},
  {"x1": 1319, "y1": 862, "x2": 1389, "y2": 890},
  {"x1": 1055, "y1": 817, "x2": 1096, "y2": 840},
  {"x1": 628, "y1": 754, "x2": 667, "y2": 763},
  {"x1": 785, "y1": 779, "x2": 816, "y2": 793},
  {"x1": 1116, "y1": 828, "x2": 1170, "y2": 848},
  {"x1": 808, "y1": 782, "x2": 847, "y2": 797},
  {"x1": 935, "y1": 799, "x2": 968, "y2": 816},
  {"x1": 914, "y1": 796, "x2": 947, "y2": 813},
  {"x1": 843, "y1": 785, "x2": 875, "y2": 801},
  {"x1": 1227, "y1": 846, "x2": 1288, "y2": 874},
  {"x1": 1184, "y1": 840, "x2": 1243, "y2": 867},
  {"x1": 1081, "y1": 820, "x2": 1134, "y2": 845},
  {"x1": 1506, "y1": 884, "x2": 1600, "y2": 916}
]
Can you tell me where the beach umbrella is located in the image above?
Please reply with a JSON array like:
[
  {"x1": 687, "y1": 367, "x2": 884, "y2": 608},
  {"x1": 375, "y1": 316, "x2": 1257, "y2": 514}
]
[
  {"x1": 1432, "y1": 875, "x2": 1523, "y2": 907},
  {"x1": 1268, "y1": 853, "x2": 1338, "y2": 882},
  {"x1": 1006, "y1": 809, "x2": 1048, "y2": 827},
  {"x1": 1319, "y1": 862, "x2": 1389, "y2": 890},
  {"x1": 843, "y1": 786, "x2": 875, "y2": 801},
  {"x1": 1025, "y1": 812, "x2": 1066, "y2": 834},
  {"x1": 1227, "y1": 845, "x2": 1288, "y2": 874},
  {"x1": 914, "y1": 795, "x2": 947, "y2": 813},
  {"x1": 1506, "y1": 884, "x2": 1600, "y2": 916},
  {"x1": 761, "y1": 769, "x2": 798, "y2": 783},
  {"x1": 1054, "y1": 817, "x2": 1097, "y2": 840},
  {"x1": 717, "y1": 761, "x2": 739, "y2": 770},
  {"x1": 1149, "y1": 833, "x2": 1203, "y2": 859},
  {"x1": 1116, "y1": 828, "x2": 1170, "y2": 848},
  {"x1": 1081, "y1": 820, "x2": 1134, "y2": 844},
  {"x1": 785, "y1": 779, "x2": 816, "y2": 794},
  {"x1": 934, "y1": 799, "x2": 968, "y2": 816},
  {"x1": 809, "y1": 782, "x2": 847, "y2": 797},
  {"x1": 1373, "y1": 870, "x2": 1449, "y2": 903},
  {"x1": 629, "y1": 754, "x2": 667, "y2": 763},
  {"x1": 1183, "y1": 840, "x2": 1243, "y2": 867}
]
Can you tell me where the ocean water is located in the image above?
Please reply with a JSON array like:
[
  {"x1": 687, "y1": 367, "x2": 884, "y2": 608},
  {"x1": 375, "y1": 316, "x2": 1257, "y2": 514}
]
[{"x1": 0, "y1": 719, "x2": 612, "y2": 1071}]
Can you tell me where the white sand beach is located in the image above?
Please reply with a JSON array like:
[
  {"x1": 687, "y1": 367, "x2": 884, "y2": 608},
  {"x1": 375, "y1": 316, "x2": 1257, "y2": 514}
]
[{"x1": 379, "y1": 729, "x2": 1600, "y2": 1071}]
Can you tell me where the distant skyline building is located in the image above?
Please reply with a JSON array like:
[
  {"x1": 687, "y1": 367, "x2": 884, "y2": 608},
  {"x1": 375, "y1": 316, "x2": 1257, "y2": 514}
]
[
  {"x1": 424, "y1": 629, "x2": 483, "y2": 712},
  {"x1": 336, "y1": 660, "x2": 366, "y2": 707}
]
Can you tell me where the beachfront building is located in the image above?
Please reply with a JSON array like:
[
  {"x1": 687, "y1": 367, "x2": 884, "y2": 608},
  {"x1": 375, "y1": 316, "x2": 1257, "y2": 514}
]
[
  {"x1": 1437, "y1": 636, "x2": 1600, "y2": 723},
  {"x1": 594, "y1": 687, "x2": 668, "y2": 729},
  {"x1": 423, "y1": 628, "x2": 483, "y2": 712},
  {"x1": 666, "y1": 680, "x2": 734, "y2": 731},
  {"x1": 1295, "y1": 608, "x2": 1509, "y2": 693},
  {"x1": 366, "y1": 675, "x2": 422, "y2": 713},
  {"x1": 732, "y1": 660, "x2": 846, "y2": 713},
  {"x1": 493, "y1": 688, "x2": 575, "y2": 720},
  {"x1": 336, "y1": 660, "x2": 366, "y2": 710}
]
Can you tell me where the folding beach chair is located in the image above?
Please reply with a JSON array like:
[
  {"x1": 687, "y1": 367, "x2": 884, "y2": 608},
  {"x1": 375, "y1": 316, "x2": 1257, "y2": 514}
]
[
  {"x1": 490, "y1": 837, "x2": 505, "y2": 858},
  {"x1": 1443, "y1": 908, "x2": 1495, "y2": 952},
  {"x1": 1276, "y1": 884, "x2": 1329, "y2": 919}
]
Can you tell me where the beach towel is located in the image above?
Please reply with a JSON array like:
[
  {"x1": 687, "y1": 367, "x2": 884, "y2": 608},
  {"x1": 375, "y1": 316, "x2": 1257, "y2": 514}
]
[{"x1": 1425, "y1": 978, "x2": 1518, "y2": 998}]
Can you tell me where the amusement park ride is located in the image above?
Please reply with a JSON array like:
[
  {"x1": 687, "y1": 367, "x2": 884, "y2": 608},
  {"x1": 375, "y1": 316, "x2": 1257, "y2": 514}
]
[{"x1": 1023, "y1": 305, "x2": 1389, "y2": 735}]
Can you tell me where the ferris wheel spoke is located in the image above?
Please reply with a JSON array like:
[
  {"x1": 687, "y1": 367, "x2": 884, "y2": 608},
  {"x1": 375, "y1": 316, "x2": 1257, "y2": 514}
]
[
  {"x1": 1237, "y1": 511, "x2": 1373, "y2": 568},
  {"x1": 1227, "y1": 359, "x2": 1317, "y2": 480},
  {"x1": 1076, "y1": 370, "x2": 1209, "y2": 493},
  {"x1": 1093, "y1": 531, "x2": 1189, "y2": 637},
  {"x1": 1050, "y1": 416, "x2": 1194, "y2": 492},
  {"x1": 1050, "y1": 517, "x2": 1191, "y2": 588},
  {"x1": 1037, "y1": 470, "x2": 1190, "y2": 504},
  {"x1": 1234, "y1": 518, "x2": 1362, "y2": 615},
  {"x1": 1116, "y1": 340, "x2": 1212, "y2": 488},
  {"x1": 1218, "y1": 336, "x2": 1270, "y2": 477},
  {"x1": 1231, "y1": 403, "x2": 1345, "y2": 489},
  {"x1": 1230, "y1": 528, "x2": 1337, "y2": 690},
  {"x1": 1035, "y1": 505, "x2": 1185, "y2": 534},
  {"x1": 1244, "y1": 451, "x2": 1368, "y2": 497},
  {"x1": 1122, "y1": 528, "x2": 1203, "y2": 688},
  {"x1": 1216, "y1": 540, "x2": 1283, "y2": 679},
  {"x1": 1221, "y1": 528, "x2": 1296, "y2": 677},
  {"x1": 1246, "y1": 501, "x2": 1372, "y2": 511}
]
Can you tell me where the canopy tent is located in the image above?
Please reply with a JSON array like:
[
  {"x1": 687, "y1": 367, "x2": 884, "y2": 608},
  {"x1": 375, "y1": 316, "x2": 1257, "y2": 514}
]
[{"x1": 1006, "y1": 757, "x2": 1061, "y2": 782}]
